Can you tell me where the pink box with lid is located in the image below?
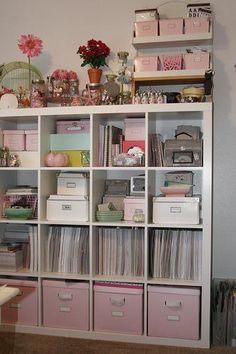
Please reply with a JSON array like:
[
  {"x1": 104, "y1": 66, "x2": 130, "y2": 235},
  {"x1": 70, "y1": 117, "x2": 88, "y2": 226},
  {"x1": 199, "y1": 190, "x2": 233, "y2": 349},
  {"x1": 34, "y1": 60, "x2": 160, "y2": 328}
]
[
  {"x1": 25, "y1": 130, "x2": 38, "y2": 151},
  {"x1": 159, "y1": 18, "x2": 184, "y2": 36},
  {"x1": 0, "y1": 278, "x2": 38, "y2": 325},
  {"x1": 124, "y1": 118, "x2": 145, "y2": 141},
  {"x1": 124, "y1": 197, "x2": 145, "y2": 221},
  {"x1": 134, "y1": 56, "x2": 158, "y2": 72},
  {"x1": 42, "y1": 280, "x2": 89, "y2": 330},
  {"x1": 183, "y1": 52, "x2": 210, "y2": 70},
  {"x1": 134, "y1": 20, "x2": 158, "y2": 37},
  {"x1": 94, "y1": 282, "x2": 143, "y2": 334},
  {"x1": 3, "y1": 130, "x2": 25, "y2": 151},
  {"x1": 184, "y1": 17, "x2": 209, "y2": 34},
  {"x1": 148, "y1": 286, "x2": 200, "y2": 339},
  {"x1": 56, "y1": 120, "x2": 90, "y2": 134}
]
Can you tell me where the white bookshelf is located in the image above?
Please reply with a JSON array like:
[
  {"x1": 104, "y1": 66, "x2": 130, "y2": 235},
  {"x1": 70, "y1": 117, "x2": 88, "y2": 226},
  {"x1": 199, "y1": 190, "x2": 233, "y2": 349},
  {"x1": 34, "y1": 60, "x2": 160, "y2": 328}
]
[{"x1": 0, "y1": 103, "x2": 212, "y2": 348}]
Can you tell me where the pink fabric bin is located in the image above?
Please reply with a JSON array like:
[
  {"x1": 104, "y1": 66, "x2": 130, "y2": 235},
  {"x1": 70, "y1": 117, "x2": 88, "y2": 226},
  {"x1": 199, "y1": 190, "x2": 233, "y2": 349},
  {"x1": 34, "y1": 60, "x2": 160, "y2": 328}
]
[
  {"x1": 42, "y1": 280, "x2": 89, "y2": 330},
  {"x1": 134, "y1": 56, "x2": 158, "y2": 72},
  {"x1": 159, "y1": 53, "x2": 182, "y2": 71},
  {"x1": 3, "y1": 130, "x2": 25, "y2": 151},
  {"x1": 25, "y1": 130, "x2": 38, "y2": 151},
  {"x1": 56, "y1": 120, "x2": 90, "y2": 134},
  {"x1": 124, "y1": 118, "x2": 145, "y2": 140},
  {"x1": 159, "y1": 18, "x2": 183, "y2": 36},
  {"x1": 94, "y1": 282, "x2": 143, "y2": 334},
  {"x1": 184, "y1": 17, "x2": 209, "y2": 34},
  {"x1": 134, "y1": 20, "x2": 158, "y2": 37},
  {"x1": 0, "y1": 278, "x2": 38, "y2": 326},
  {"x1": 183, "y1": 52, "x2": 210, "y2": 70},
  {"x1": 124, "y1": 197, "x2": 145, "y2": 221},
  {"x1": 148, "y1": 286, "x2": 200, "y2": 339}
]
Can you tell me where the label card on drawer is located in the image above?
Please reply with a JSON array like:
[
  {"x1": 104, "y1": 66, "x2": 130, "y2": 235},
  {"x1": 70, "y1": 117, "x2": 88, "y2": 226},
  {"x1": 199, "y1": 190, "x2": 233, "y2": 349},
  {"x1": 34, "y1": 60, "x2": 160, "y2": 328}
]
[
  {"x1": 167, "y1": 315, "x2": 180, "y2": 321},
  {"x1": 59, "y1": 306, "x2": 71, "y2": 312},
  {"x1": 112, "y1": 311, "x2": 124, "y2": 317}
]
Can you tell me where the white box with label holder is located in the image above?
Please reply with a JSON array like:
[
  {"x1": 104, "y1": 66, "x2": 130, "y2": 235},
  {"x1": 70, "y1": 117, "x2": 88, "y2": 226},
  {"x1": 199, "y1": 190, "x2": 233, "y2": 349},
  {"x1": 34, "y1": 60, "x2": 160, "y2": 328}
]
[
  {"x1": 46, "y1": 195, "x2": 89, "y2": 221},
  {"x1": 57, "y1": 172, "x2": 89, "y2": 196}
]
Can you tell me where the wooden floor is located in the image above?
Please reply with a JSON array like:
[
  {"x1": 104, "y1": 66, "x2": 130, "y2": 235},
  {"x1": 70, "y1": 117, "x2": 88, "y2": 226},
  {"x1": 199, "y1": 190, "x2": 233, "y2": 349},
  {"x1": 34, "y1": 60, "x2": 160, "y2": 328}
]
[{"x1": 0, "y1": 333, "x2": 236, "y2": 354}]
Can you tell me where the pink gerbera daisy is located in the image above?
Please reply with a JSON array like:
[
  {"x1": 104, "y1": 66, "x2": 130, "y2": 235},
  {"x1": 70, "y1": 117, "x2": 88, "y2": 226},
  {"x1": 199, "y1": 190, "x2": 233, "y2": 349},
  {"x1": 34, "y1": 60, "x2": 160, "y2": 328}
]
[{"x1": 18, "y1": 34, "x2": 43, "y2": 57}]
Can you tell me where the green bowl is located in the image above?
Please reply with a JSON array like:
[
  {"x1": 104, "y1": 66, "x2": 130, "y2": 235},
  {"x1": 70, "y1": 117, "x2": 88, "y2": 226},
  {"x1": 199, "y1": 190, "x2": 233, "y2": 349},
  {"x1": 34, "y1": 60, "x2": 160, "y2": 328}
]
[{"x1": 5, "y1": 208, "x2": 33, "y2": 220}]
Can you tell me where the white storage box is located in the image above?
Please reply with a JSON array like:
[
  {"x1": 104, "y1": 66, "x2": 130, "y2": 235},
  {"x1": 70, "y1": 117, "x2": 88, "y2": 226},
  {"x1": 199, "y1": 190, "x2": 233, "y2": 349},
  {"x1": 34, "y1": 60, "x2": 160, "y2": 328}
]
[
  {"x1": 153, "y1": 196, "x2": 200, "y2": 224},
  {"x1": 148, "y1": 286, "x2": 200, "y2": 339},
  {"x1": 135, "y1": 8, "x2": 158, "y2": 22},
  {"x1": 57, "y1": 172, "x2": 89, "y2": 196},
  {"x1": 47, "y1": 195, "x2": 89, "y2": 221}
]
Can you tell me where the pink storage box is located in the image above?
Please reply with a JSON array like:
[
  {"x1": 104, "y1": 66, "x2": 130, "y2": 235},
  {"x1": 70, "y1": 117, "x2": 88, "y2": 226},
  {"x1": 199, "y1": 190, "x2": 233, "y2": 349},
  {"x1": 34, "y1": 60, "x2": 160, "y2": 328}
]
[
  {"x1": 124, "y1": 118, "x2": 145, "y2": 140},
  {"x1": 3, "y1": 130, "x2": 25, "y2": 151},
  {"x1": 43, "y1": 280, "x2": 89, "y2": 330},
  {"x1": 135, "y1": 56, "x2": 158, "y2": 72},
  {"x1": 0, "y1": 278, "x2": 38, "y2": 326},
  {"x1": 94, "y1": 282, "x2": 143, "y2": 334},
  {"x1": 25, "y1": 130, "x2": 38, "y2": 151},
  {"x1": 184, "y1": 17, "x2": 209, "y2": 34},
  {"x1": 183, "y1": 52, "x2": 210, "y2": 70},
  {"x1": 159, "y1": 18, "x2": 184, "y2": 36},
  {"x1": 124, "y1": 197, "x2": 145, "y2": 221},
  {"x1": 134, "y1": 20, "x2": 158, "y2": 37},
  {"x1": 56, "y1": 120, "x2": 90, "y2": 134},
  {"x1": 148, "y1": 286, "x2": 200, "y2": 339},
  {"x1": 159, "y1": 53, "x2": 182, "y2": 71}
]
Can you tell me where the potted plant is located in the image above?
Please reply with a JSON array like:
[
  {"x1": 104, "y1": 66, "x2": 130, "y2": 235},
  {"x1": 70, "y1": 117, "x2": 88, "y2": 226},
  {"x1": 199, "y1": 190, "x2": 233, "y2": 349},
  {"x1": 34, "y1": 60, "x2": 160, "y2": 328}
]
[{"x1": 77, "y1": 39, "x2": 110, "y2": 83}]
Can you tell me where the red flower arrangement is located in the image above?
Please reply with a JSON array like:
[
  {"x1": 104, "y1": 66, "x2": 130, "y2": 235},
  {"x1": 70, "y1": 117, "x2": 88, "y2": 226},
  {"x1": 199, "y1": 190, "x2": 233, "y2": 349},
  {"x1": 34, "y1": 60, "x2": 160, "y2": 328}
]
[
  {"x1": 51, "y1": 69, "x2": 78, "y2": 81},
  {"x1": 77, "y1": 39, "x2": 110, "y2": 69}
]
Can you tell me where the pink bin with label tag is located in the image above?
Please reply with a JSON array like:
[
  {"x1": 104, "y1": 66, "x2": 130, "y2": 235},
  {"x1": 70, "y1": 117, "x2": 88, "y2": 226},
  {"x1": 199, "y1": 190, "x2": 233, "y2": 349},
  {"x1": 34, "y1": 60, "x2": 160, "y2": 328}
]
[
  {"x1": 3, "y1": 130, "x2": 25, "y2": 151},
  {"x1": 135, "y1": 20, "x2": 158, "y2": 37},
  {"x1": 25, "y1": 130, "x2": 38, "y2": 151},
  {"x1": 56, "y1": 120, "x2": 90, "y2": 134},
  {"x1": 183, "y1": 52, "x2": 210, "y2": 70},
  {"x1": 0, "y1": 278, "x2": 38, "y2": 326},
  {"x1": 148, "y1": 286, "x2": 200, "y2": 339},
  {"x1": 43, "y1": 280, "x2": 89, "y2": 330},
  {"x1": 159, "y1": 18, "x2": 184, "y2": 35},
  {"x1": 135, "y1": 56, "x2": 158, "y2": 72},
  {"x1": 94, "y1": 282, "x2": 143, "y2": 334},
  {"x1": 184, "y1": 17, "x2": 209, "y2": 34}
]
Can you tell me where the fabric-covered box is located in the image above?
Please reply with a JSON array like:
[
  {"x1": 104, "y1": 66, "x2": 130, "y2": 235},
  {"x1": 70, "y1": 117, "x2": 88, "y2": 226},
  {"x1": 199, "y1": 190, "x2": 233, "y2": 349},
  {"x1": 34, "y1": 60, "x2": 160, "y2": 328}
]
[
  {"x1": 124, "y1": 118, "x2": 145, "y2": 141},
  {"x1": 159, "y1": 53, "x2": 182, "y2": 71},
  {"x1": 94, "y1": 282, "x2": 143, "y2": 334},
  {"x1": 56, "y1": 120, "x2": 90, "y2": 134},
  {"x1": 164, "y1": 139, "x2": 202, "y2": 167},
  {"x1": 148, "y1": 285, "x2": 200, "y2": 339},
  {"x1": 134, "y1": 20, "x2": 158, "y2": 37},
  {"x1": 43, "y1": 280, "x2": 89, "y2": 330},
  {"x1": 0, "y1": 278, "x2": 38, "y2": 326},
  {"x1": 134, "y1": 56, "x2": 158, "y2": 72},
  {"x1": 25, "y1": 130, "x2": 38, "y2": 151},
  {"x1": 184, "y1": 17, "x2": 209, "y2": 34},
  {"x1": 159, "y1": 18, "x2": 184, "y2": 36},
  {"x1": 3, "y1": 130, "x2": 25, "y2": 151},
  {"x1": 183, "y1": 52, "x2": 210, "y2": 70}
]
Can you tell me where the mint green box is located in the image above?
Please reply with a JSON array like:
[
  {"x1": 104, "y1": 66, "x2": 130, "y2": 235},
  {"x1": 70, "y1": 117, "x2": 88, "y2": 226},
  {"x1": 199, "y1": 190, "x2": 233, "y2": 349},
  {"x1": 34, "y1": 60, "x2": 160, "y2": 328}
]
[{"x1": 50, "y1": 133, "x2": 90, "y2": 151}]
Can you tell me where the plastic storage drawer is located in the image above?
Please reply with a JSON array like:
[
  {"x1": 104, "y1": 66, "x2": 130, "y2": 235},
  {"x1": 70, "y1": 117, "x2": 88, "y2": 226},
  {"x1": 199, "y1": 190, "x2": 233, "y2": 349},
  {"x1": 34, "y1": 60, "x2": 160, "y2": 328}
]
[
  {"x1": 94, "y1": 282, "x2": 144, "y2": 334},
  {"x1": 148, "y1": 285, "x2": 200, "y2": 339},
  {"x1": 43, "y1": 280, "x2": 89, "y2": 330}
]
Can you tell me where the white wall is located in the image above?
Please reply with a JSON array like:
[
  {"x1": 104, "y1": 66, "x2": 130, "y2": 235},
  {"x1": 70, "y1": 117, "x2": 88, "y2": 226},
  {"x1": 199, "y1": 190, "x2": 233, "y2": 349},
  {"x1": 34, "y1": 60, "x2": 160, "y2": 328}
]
[{"x1": 0, "y1": 0, "x2": 235, "y2": 278}]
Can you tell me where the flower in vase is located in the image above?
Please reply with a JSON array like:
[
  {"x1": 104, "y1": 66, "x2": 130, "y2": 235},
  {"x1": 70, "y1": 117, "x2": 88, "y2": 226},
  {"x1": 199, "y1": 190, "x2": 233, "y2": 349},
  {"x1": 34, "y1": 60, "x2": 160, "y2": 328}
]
[
  {"x1": 18, "y1": 34, "x2": 43, "y2": 57},
  {"x1": 77, "y1": 39, "x2": 110, "y2": 68}
]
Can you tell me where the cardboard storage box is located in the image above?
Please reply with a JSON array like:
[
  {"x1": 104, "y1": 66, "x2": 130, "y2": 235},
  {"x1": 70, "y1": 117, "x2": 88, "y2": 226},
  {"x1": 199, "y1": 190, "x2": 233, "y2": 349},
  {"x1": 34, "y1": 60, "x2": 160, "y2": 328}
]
[
  {"x1": 25, "y1": 130, "x2": 38, "y2": 151},
  {"x1": 184, "y1": 17, "x2": 209, "y2": 34},
  {"x1": 56, "y1": 120, "x2": 90, "y2": 134},
  {"x1": 134, "y1": 20, "x2": 158, "y2": 37},
  {"x1": 134, "y1": 56, "x2": 158, "y2": 72},
  {"x1": 159, "y1": 18, "x2": 184, "y2": 36},
  {"x1": 43, "y1": 280, "x2": 89, "y2": 330},
  {"x1": 0, "y1": 250, "x2": 23, "y2": 272},
  {"x1": 3, "y1": 130, "x2": 25, "y2": 151},
  {"x1": 183, "y1": 52, "x2": 210, "y2": 70},
  {"x1": 57, "y1": 172, "x2": 89, "y2": 196},
  {"x1": 164, "y1": 139, "x2": 202, "y2": 167},
  {"x1": 153, "y1": 196, "x2": 200, "y2": 224},
  {"x1": 124, "y1": 118, "x2": 145, "y2": 141},
  {"x1": 46, "y1": 195, "x2": 89, "y2": 221},
  {"x1": 124, "y1": 197, "x2": 145, "y2": 221},
  {"x1": 0, "y1": 278, "x2": 38, "y2": 326},
  {"x1": 148, "y1": 286, "x2": 200, "y2": 339},
  {"x1": 94, "y1": 282, "x2": 143, "y2": 334}
]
